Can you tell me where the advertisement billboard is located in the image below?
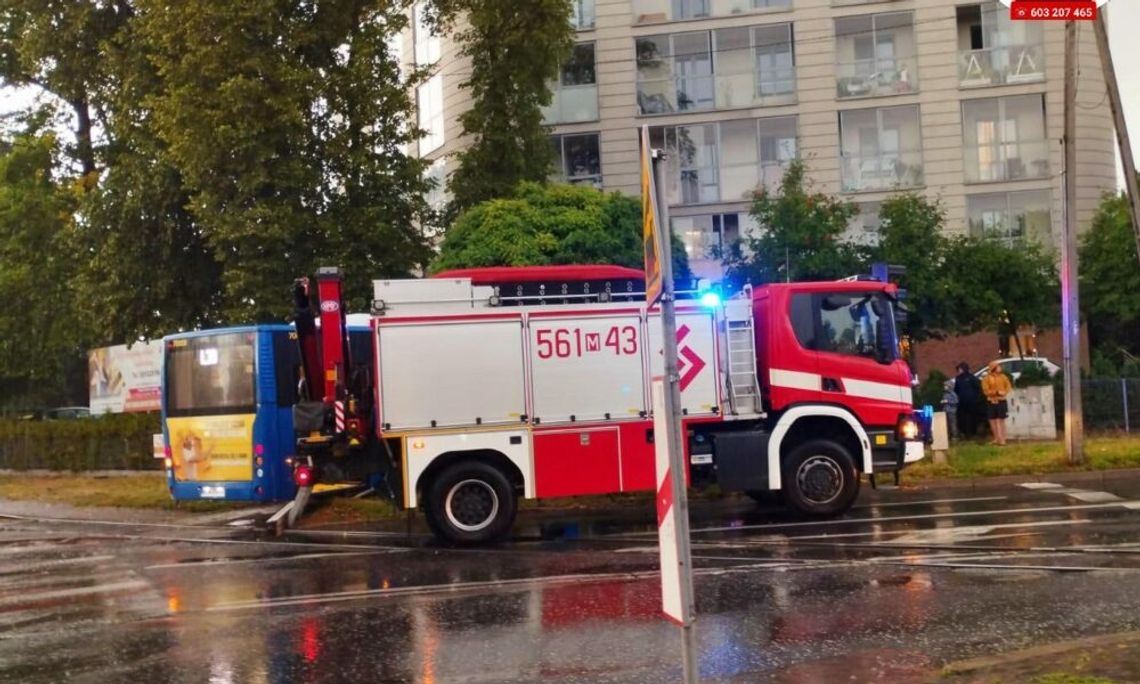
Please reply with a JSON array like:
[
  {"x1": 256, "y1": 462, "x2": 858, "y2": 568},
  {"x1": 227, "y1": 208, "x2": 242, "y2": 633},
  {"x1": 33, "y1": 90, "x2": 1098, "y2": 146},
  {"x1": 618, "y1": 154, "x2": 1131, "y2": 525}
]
[{"x1": 88, "y1": 340, "x2": 163, "y2": 414}]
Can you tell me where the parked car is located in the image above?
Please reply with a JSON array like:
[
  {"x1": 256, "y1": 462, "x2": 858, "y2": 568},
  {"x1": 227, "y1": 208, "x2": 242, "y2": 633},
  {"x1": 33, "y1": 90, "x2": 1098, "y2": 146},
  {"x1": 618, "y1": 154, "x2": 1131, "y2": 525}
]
[
  {"x1": 20, "y1": 406, "x2": 92, "y2": 421},
  {"x1": 975, "y1": 357, "x2": 1060, "y2": 382}
]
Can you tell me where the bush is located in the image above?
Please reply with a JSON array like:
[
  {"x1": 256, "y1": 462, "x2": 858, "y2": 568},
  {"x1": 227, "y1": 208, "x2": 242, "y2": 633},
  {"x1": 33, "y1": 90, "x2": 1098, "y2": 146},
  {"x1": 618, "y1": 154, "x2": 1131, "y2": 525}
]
[
  {"x1": 916, "y1": 370, "x2": 948, "y2": 408},
  {"x1": 1015, "y1": 361, "x2": 1055, "y2": 388},
  {"x1": 0, "y1": 413, "x2": 162, "y2": 471}
]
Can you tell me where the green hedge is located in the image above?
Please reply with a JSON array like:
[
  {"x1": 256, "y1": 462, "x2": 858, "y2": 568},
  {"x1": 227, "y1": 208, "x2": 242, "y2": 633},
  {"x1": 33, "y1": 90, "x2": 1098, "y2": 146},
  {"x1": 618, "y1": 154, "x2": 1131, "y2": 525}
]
[{"x1": 0, "y1": 413, "x2": 163, "y2": 471}]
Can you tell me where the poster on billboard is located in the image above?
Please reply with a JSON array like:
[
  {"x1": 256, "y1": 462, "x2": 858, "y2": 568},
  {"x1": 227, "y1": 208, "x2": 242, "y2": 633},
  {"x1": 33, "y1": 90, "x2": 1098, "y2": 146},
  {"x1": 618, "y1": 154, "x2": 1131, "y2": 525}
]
[{"x1": 88, "y1": 340, "x2": 163, "y2": 414}]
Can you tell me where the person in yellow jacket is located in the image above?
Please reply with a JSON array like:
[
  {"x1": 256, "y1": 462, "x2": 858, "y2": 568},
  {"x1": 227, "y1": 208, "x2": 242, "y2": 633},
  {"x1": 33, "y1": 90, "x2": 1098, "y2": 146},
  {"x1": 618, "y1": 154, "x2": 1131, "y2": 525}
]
[{"x1": 982, "y1": 361, "x2": 1013, "y2": 446}]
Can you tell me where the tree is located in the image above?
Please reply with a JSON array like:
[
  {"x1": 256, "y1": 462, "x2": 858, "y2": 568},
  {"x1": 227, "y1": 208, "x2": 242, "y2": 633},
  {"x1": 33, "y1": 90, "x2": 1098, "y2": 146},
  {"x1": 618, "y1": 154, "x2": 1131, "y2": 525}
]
[
  {"x1": 871, "y1": 193, "x2": 952, "y2": 341},
  {"x1": 0, "y1": 0, "x2": 131, "y2": 177},
  {"x1": 1079, "y1": 190, "x2": 1140, "y2": 371},
  {"x1": 430, "y1": 181, "x2": 691, "y2": 280},
  {"x1": 724, "y1": 160, "x2": 862, "y2": 286},
  {"x1": 940, "y1": 236, "x2": 1060, "y2": 349},
  {"x1": 428, "y1": 0, "x2": 574, "y2": 216},
  {"x1": 134, "y1": 0, "x2": 433, "y2": 321},
  {"x1": 0, "y1": 118, "x2": 86, "y2": 406}
]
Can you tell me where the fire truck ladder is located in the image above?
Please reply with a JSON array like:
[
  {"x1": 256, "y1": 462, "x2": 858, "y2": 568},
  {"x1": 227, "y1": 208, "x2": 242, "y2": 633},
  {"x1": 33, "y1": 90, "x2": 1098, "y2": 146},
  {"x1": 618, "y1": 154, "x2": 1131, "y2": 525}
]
[{"x1": 725, "y1": 318, "x2": 762, "y2": 415}]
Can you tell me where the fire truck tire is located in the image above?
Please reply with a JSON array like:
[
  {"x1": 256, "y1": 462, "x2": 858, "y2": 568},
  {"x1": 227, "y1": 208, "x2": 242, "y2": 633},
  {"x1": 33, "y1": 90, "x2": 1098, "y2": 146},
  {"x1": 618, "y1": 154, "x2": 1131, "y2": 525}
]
[
  {"x1": 424, "y1": 461, "x2": 517, "y2": 545},
  {"x1": 781, "y1": 440, "x2": 859, "y2": 516}
]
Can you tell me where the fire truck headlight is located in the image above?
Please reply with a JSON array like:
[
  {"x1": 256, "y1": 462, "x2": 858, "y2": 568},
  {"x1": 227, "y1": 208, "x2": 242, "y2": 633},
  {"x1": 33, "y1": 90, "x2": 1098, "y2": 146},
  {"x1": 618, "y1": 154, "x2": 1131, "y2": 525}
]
[
  {"x1": 700, "y1": 291, "x2": 721, "y2": 308},
  {"x1": 898, "y1": 416, "x2": 920, "y2": 441}
]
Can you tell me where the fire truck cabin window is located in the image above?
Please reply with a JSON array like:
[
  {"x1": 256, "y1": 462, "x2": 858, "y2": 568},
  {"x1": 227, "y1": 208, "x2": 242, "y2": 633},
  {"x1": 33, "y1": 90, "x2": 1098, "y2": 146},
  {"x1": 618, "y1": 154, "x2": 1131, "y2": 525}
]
[
  {"x1": 166, "y1": 333, "x2": 256, "y2": 416},
  {"x1": 817, "y1": 292, "x2": 889, "y2": 360}
]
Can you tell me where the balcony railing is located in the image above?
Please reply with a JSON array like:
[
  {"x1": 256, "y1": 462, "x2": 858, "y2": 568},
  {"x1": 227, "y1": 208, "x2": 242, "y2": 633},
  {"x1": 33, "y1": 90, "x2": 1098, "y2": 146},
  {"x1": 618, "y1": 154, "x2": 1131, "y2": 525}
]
[
  {"x1": 633, "y1": 0, "x2": 791, "y2": 25},
  {"x1": 964, "y1": 139, "x2": 1051, "y2": 183},
  {"x1": 665, "y1": 159, "x2": 789, "y2": 206},
  {"x1": 840, "y1": 151, "x2": 924, "y2": 192},
  {"x1": 543, "y1": 84, "x2": 599, "y2": 124},
  {"x1": 959, "y1": 44, "x2": 1045, "y2": 88},
  {"x1": 638, "y1": 68, "x2": 795, "y2": 115},
  {"x1": 836, "y1": 57, "x2": 918, "y2": 99},
  {"x1": 832, "y1": 0, "x2": 903, "y2": 5}
]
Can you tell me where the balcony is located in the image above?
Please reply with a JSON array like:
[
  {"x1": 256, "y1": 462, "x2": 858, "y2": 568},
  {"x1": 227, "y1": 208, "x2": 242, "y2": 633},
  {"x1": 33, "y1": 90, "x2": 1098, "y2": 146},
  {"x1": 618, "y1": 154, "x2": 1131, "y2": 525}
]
[
  {"x1": 834, "y1": 12, "x2": 917, "y2": 100},
  {"x1": 637, "y1": 25, "x2": 796, "y2": 115},
  {"x1": 964, "y1": 139, "x2": 1051, "y2": 183},
  {"x1": 957, "y1": 3, "x2": 1045, "y2": 89},
  {"x1": 959, "y1": 44, "x2": 1045, "y2": 88},
  {"x1": 652, "y1": 117, "x2": 797, "y2": 206},
  {"x1": 632, "y1": 0, "x2": 791, "y2": 25},
  {"x1": 840, "y1": 151, "x2": 923, "y2": 192},
  {"x1": 542, "y1": 84, "x2": 599, "y2": 124}
]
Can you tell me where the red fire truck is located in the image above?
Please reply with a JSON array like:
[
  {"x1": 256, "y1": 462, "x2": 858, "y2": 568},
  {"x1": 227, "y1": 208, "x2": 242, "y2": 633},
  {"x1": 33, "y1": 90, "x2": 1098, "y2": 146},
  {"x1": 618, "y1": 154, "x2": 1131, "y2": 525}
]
[{"x1": 287, "y1": 266, "x2": 925, "y2": 544}]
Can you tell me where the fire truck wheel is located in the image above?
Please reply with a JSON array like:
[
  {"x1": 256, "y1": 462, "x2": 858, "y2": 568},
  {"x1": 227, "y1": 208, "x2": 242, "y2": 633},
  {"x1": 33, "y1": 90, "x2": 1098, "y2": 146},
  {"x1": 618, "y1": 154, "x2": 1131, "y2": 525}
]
[
  {"x1": 782, "y1": 440, "x2": 859, "y2": 516},
  {"x1": 424, "y1": 461, "x2": 517, "y2": 545}
]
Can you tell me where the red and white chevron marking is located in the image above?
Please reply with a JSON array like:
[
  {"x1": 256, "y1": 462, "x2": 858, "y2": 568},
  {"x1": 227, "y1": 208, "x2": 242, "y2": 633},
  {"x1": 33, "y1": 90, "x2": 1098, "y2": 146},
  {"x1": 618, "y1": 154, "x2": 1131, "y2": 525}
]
[
  {"x1": 334, "y1": 401, "x2": 345, "y2": 433},
  {"x1": 652, "y1": 378, "x2": 684, "y2": 625}
]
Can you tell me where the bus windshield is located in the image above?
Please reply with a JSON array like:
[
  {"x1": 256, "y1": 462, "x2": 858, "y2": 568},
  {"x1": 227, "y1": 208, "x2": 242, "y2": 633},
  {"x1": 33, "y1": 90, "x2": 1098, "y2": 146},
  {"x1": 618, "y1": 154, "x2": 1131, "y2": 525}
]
[{"x1": 165, "y1": 332, "x2": 256, "y2": 416}]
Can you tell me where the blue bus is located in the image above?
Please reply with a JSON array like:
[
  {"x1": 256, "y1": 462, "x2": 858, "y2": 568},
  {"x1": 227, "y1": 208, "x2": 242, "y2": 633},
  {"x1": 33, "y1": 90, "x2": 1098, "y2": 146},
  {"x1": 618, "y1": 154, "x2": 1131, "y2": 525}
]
[{"x1": 161, "y1": 320, "x2": 371, "y2": 502}]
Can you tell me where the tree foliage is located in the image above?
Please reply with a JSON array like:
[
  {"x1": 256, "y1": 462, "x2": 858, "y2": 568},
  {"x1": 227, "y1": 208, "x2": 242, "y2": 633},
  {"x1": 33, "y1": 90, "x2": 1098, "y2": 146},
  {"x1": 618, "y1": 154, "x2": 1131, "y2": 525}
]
[
  {"x1": 430, "y1": 181, "x2": 691, "y2": 280},
  {"x1": 724, "y1": 159, "x2": 862, "y2": 285},
  {"x1": 428, "y1": 0, "x2": 575, "y2": 216},
  {"x1": 1080, "y1": 190, "x2": 1140, "y2": 371},
  {"x1": 870, "y1": 193, "x2": 952, "y2": 341},
  {"x1": 0, "y1": 119, "x2": 86, "y2": 405}
]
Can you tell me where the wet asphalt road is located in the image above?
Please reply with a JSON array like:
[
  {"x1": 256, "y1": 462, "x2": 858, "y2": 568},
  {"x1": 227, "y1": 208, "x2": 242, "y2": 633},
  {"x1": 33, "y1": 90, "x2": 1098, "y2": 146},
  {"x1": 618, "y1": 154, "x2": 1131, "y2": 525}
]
[{"x1": 2, "y1": 477, "x2": 1140, "y2": 683}]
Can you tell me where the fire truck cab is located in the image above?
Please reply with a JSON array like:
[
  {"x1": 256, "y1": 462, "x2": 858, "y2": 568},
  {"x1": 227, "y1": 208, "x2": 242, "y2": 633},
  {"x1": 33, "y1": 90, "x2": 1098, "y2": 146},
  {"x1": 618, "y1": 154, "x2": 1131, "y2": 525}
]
[{"x1": 289, "y1": 267, "x2": 925, "y2": 544}]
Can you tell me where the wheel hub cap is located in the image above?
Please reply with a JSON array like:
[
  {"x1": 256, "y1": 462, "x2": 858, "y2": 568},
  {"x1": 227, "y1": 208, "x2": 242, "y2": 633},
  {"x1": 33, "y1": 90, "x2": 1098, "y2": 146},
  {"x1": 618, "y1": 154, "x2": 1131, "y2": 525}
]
[
  {"x1": 796, "y1": 456, "x2": 843, "y2": 505},
  {"x1": 444, "y1": 479, "x2": 499, "y2": 532}
]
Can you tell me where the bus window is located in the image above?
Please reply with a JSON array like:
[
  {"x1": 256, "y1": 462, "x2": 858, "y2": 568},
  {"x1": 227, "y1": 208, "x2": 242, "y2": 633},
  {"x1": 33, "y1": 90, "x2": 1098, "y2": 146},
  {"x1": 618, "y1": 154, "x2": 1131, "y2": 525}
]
[
  {"x1": 272, "y1": 331, "x2": 302, "y2": 406},
  {"x1": 166, "y1": 333, "x2": 256, "y2": 416}
]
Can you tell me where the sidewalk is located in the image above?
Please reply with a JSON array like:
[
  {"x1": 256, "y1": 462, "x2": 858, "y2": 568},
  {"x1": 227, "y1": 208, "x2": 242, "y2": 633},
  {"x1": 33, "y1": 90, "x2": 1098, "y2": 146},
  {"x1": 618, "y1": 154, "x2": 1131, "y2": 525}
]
[
  {"x1": 903, "y1": 466, "x2": 1140, "y2": 491},
  {"x1": 933, "y1": 631, "x2": 1140, "y2": 683}
]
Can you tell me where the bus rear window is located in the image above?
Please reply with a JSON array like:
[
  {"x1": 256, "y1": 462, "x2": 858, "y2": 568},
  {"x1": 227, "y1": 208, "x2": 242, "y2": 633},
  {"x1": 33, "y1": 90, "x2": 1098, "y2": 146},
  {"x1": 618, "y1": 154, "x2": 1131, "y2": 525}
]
[{"x1": 166, "y1": 333, "x2": 256, "y2": 416}]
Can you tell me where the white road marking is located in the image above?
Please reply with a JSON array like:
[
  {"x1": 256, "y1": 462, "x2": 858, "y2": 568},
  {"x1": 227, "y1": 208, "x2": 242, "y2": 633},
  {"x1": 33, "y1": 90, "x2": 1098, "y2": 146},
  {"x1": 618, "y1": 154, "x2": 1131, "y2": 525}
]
[
  {"x1": 144, "y1": 550, "x2": 393, "y2": 570},
  {"x1": 682, "y1": 501, "x2": 1140, "y2": 535},
  {"x1": 0, "y1": 579, "x2": 150, "y2": 606},
  {"x1": 1019, "y1": 482, "x2": 1064, "y2": 490}
]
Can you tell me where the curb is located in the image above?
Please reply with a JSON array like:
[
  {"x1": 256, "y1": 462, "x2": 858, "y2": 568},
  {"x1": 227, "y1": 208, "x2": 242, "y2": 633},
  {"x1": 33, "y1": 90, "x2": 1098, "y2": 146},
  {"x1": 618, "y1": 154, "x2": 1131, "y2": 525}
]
[{"x1": 933, "y1": 630, "x2": 1140, "y2": 681}]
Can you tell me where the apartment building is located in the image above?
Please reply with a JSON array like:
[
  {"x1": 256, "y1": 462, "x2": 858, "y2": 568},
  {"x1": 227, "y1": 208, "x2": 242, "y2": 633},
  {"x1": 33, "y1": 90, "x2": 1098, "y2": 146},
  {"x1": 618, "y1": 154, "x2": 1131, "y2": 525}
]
[{"x1": 403, "y1": 0, "x2": 1116, "y2": 279}]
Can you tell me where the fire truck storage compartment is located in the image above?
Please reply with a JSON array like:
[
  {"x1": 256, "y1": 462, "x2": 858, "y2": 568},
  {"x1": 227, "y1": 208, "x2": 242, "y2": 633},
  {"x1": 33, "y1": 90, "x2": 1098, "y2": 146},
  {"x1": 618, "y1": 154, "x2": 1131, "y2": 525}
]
[
  {"x1": 528, "y1": 313, "x2": 647, "y2": 423},
  {"x1": 377, "y1": 317, "x2": 527, "y2": 430},
  {"x1": 533, "y1": 427, "x2": 621, "y2": 498},
  {"x1": 647, "y1": 309, "x2": 719, "y2": 417},
  {"x1": 711, "y1": 430, "x2": 771, "y2": 492}
]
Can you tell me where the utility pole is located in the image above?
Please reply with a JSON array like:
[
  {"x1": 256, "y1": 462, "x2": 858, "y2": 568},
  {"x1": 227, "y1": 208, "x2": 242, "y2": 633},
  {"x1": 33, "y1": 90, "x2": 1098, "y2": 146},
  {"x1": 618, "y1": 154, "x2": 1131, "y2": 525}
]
[
  {"x1": 1091, "y1": 14, "x2": 1140, "y2": 267},
  {"x1": 1062, "y1": 21, "x2": 1084, "y2": 465}
]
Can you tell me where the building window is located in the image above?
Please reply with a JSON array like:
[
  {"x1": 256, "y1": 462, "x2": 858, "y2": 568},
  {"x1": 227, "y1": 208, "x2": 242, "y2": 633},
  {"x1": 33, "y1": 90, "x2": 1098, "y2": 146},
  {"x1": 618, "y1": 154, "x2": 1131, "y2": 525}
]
[
  {"x1": 413, "y1": 2, "x2": 440, "y2": 66},
  {"x1": 846, "y1": 201, "x2": 882, "y2": 244},
  {"x1": 544, "y1": 42, "x2": 599, "y2": 124},
  {"x1": 572, "y1": 0, "x2": 595, "y2": 29},
  {"x1": 417, "y1": 74, "x2": 444, "y2": 156},
  {"x1": 636, "y1": 24, "x2": 795, "y2": 115},
  {"x1": 962, "y1": 94, "x2": 1049, "y2": 183},
  {"x1": 838, "y1": 105, "x2": 923, "y2": 192},
  {"x1": 957, "y1": 3, "x2": 1045, "y2": 87},
  {"x1": 424, "y1": 158, "x2": 448, "y2": 213},
  {"x1": 967, "y1": 190, "x2": 1052, "y2": 247},
  {"x1": 649, "y1": 116, "x2": 797, "y2": 207},
  {"x1": 671, "y1": 212, "x2": 758, "y2": 279},
  {"x1": 551, "y1": 133, "x2": 602, "y2": 187},
  {"x1": 632, "y1": 0, "x2": 791, "y2": 25},
  {"x1": 835, "y1": 12, "x2": 917, "y2": 99}
]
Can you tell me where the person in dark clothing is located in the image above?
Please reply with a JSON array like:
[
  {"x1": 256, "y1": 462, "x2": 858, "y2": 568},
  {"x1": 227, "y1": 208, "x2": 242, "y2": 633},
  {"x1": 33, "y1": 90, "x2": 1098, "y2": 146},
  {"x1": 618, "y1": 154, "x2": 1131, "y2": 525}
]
[{"x1": 953, "y1": 362, "x2": 984, "y2": 438}]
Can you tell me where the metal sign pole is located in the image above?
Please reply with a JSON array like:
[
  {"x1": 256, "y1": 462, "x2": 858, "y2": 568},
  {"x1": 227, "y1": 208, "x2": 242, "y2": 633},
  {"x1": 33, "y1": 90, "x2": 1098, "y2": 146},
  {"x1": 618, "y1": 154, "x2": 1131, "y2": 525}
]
[{"x1": 649, "y1": 142, "x2": 699, "y2": 683}]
